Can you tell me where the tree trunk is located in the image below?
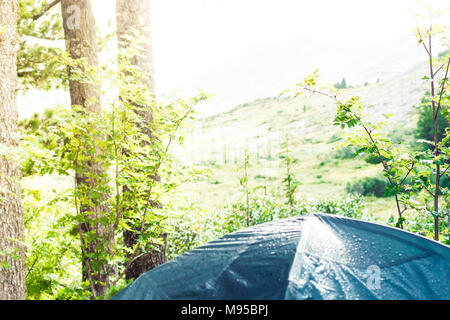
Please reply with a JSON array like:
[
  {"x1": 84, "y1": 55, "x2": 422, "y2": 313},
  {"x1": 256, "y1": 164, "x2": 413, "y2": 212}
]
[
  {"x1": 61, "y1": 0, "x2": 114, "y2": 297},
  {"x1": 116, "y1": 0, "x2": 166, "y2": 281},
  {"x1": 427, "y1": 28, "x2": 440, "y2": 241},
  {"x1": 0, "y1": 0, "x2": 26, "y2": 300},
  {"x1": 116, "y1": 0, "x2": 156, "y2": 93}
]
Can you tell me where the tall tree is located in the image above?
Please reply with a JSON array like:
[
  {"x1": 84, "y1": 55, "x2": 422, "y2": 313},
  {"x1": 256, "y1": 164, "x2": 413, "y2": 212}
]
[
  {"x1": 116, "y1": 0, "x2": 155, "y2": 95},
  {"x1": 116, "y1": 0, "x2": 166, "y2": 281},
  {"x1": 17, "y1": 0, "x2": 66, "y2": 91},
  {"x1": 61, "y1": 0, "x2": 113, "y2": 297},
  {"x1": 0, "y1": 0, "x2": 26, "y2": 300}
]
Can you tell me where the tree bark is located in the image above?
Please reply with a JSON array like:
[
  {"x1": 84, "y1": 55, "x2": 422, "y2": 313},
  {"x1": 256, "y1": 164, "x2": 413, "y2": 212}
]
[
  {"x1": 116, "y1": 0, "x2": 156, "y2": 93},
  {"x1": 0, "y1": 0, "x2": 26, "y2": 300},
  {"x1": 116, "y1": 0, "x2": 166, "y2": 281},
  {"x1": 61, "y1": 0, "x2": 114, "y2": 297},
  {"x1": 426, "y1": 27, "x2": 440, "y2": 241}
]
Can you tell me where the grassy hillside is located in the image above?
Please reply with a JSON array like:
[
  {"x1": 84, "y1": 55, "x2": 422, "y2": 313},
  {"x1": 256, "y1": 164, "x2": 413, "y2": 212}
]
[{"x1": 175, "y1": 62, "x2": 429, "y2": 221}]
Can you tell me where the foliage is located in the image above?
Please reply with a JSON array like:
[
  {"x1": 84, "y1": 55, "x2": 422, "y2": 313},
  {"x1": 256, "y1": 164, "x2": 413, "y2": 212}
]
[
  {"x1": 239, "y1": 148, "x2": 251, "y2": 226},
  {"x1": 18, "y1": 38, "x2": 209, "y2": 298},
  {"x1": 330, "y1": 146, "x2": 358, "y2": 159},
  {"x1": 333, "y1": 77, "x2": 347, "y2": 89},
  {"x1": 364, "y1": 153, "x2": 388, "y2": 164},
  {"x1": 282, "y1": 22, "x2": 450, "y2": 240},
  {"x1": 279, "y1": 134, "x2": 300, "y2": 206},
  {"x1": 389, "y1": 210, "x2": 449, "y2": 245},
  {"x1": 414, "y1": 91, "x2": 449, "y2": 151},
  {"x1": 346, "y1": 176, "x2": 390, "y2": 197},
  {"x1": 165, "y1": 197, "x2": 222, "y2": 260},
  {"x1": 22, "y1": 185, "x2": 87, "y2": 299},
  {"x1": 18, "y1": 0, "x2": 67, "y2": 90},
  {"x1": 219, "y1": 194, "x2": 368, "y2": 235},
  {"x1": 161, "y1": 193, "x2": 369, "y2": 261}
]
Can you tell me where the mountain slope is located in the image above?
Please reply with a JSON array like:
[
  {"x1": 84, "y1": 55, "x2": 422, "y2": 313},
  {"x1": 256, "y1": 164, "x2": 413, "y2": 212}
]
[
  {"x1": 176, "y1": 60, "x2": 430, "y2": 218},
  {"x1": 189, "y1": 33, "x2": 432, "y2": 116}
]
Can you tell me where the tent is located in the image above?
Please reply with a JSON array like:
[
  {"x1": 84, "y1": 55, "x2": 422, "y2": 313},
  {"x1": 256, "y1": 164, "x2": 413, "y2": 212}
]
[{"x1": 112, "y1": 213, "x2": 450, "y2": 300}]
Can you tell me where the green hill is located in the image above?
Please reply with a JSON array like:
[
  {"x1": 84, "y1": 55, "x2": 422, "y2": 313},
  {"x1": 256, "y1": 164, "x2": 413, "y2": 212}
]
[{"x1": 175, "y1": 62, "x2": 429, "y2": 220}]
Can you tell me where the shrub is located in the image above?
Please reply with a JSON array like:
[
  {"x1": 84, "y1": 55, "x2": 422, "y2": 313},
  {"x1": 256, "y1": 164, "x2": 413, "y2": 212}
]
[
  {"x1": 346, "y1": 176, "x2": 389, "y2": 197},
  {"x1": 333, "y1": 77, "x2": 347, "y2": 89},
  {"x1": 220, "y1": 197, "x2": 287, "y2": 235},
  {"x1": 331, "y1": 146, "x2": 357, "y2": 159},
  {"x1": 300, "y1": 194, "x2": 367, "y2": 219},
  {"x1": 166, "y1": 201, "x2": 223, "y2": 260},
  {"x1": 327, "y1": 133, "x2": 342, "y2": 144},
  {"x1": 364, "y1": 154, "x2": 383, "y2": 164},
  {"x1": 389, "y1": 211, "x2": 449, "y2": 244},
  {"x1": 218, "y1": 194, "x2": 368, "y2": 235},
  {"x1": 414, "y1": 92, "x2": 449, "y2": 151},
  {"x1": 388, "y1": 127, "x2": 415, "y2": 146},
  {"x1": 22, "y1": 185, "x2": 89, "y2": 300},
  {"x1": 429, "y1": 172, "x2": 450, "y2": 189}
]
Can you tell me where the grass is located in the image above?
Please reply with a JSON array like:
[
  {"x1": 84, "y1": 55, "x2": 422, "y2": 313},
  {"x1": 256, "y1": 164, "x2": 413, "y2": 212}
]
[{"x1": 178, "y1": 125, "x2": 398, "y2": 220}]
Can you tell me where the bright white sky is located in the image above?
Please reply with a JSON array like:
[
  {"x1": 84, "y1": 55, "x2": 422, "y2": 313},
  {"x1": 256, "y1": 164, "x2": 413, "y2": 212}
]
[
  {"x1": 93, "y1": 0, "x2": 417, "y2": 92},
  {"x1": 151, "y1": 0, "x2": 414, "y2": 93},
  {"x1": 27, "y1": 0, "x2": 435, "y2": 117}
]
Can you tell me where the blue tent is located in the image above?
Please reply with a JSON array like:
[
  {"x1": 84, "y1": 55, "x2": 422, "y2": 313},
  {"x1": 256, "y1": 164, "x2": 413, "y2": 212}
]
[{"x1": 112, "y1": 213, "x2": 450, "y2": 300}]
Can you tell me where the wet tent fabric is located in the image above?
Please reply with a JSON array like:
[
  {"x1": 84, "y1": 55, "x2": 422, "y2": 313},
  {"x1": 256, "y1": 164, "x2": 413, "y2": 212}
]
[{"x1": 112, "y1": 213, "x2": 450, "y2": 300}]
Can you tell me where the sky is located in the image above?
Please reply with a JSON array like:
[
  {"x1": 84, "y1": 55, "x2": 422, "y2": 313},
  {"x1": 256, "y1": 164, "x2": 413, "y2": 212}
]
[
  {"x1": 93, "y1": 0, "x2": 417, "y2": 93},
  {"x1": 154, "y1": 1, "x2": 408, "y2": 83},
  {"x1": 20, "y1": 0, "x2": 449, "y2": 118}
]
